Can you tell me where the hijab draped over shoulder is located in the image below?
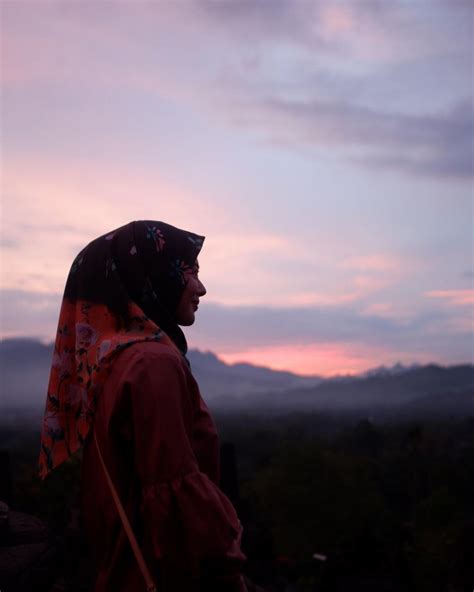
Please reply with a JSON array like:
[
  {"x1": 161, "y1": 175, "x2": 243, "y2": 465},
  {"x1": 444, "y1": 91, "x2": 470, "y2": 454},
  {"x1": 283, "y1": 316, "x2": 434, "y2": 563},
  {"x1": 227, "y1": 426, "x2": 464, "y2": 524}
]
[{"x1": 38, "y1": 220, "x2": 205, "y2": 479}]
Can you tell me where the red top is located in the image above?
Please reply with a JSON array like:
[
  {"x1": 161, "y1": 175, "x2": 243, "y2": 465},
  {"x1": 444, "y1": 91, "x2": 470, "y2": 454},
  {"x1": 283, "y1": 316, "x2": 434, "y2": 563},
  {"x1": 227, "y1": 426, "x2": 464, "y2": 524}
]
[{"x1": 80, "y1": 341, "x2": 247, "y2": 591}]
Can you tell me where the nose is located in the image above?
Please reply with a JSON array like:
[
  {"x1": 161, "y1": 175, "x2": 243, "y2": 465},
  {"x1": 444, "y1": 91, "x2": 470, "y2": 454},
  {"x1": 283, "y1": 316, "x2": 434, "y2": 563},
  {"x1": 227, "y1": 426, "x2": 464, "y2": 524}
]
[{"x1": 197, "y1": 278, "x2": 207, "y2": 297}]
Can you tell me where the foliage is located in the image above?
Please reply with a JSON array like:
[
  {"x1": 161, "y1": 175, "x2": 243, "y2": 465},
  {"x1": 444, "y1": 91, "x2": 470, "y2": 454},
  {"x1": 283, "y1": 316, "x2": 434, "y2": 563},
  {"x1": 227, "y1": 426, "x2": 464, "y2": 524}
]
[{"x1": 2, "y1": 413, "x2": 474, "y2": 591}]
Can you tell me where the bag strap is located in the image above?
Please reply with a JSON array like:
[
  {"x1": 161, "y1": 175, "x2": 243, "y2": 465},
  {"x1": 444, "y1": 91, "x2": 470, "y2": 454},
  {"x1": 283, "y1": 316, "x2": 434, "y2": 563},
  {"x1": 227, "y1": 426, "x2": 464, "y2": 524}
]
[{"x1": 93, "y1": 430, "x2": 157, "y2": 592}]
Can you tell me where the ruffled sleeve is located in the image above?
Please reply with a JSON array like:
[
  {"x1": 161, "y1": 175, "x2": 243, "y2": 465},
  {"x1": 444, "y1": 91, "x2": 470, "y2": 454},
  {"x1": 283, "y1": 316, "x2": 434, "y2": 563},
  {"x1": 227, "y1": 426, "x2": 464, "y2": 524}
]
[{"x1": 127, "y1": 347, "x2": 247, "y2": 589}]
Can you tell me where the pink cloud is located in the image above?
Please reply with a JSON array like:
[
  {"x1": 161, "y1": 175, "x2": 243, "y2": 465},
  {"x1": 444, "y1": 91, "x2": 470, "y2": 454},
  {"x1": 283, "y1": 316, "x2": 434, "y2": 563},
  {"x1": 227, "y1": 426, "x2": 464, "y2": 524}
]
[
  {"x1": 2, "y1": 155, "x2": 230, "y2": 293},
  {"x1": 319, "y1": 5, "x2": 354, "y2": 38},
  {"x1": 316, "y1": 3, "x2": 446, "y2": 66},
  {"x1": 352, "y1": 274, "x2": 394, "y2": 292},
  {"x1": 209, "y1": 233, "x2": 288, "y2": 258},
  {"x1": 283, "y1": 274, "x2": 397, "y2": 309},
  {"x1": 424, "y1": 314, "x2": 473, "y2": 335},
  {"x1": 359, "y1": 301, "x2": 422, "y2": 323},
  {"x1": 283, "y1": 291, "x2": 360, "y2": 307},
  {"x1": 424, "y1": 290, "x2": 474, "y2": 307},
  {"x1": 341, "y1": 253, "x2": 407, "y2": 273},
  {"x1": 204, "y1": 267, "x2": 400, "y2": 309},
  {"x1": 362, "y1": 302, "x2": 396, "y2": 317}
]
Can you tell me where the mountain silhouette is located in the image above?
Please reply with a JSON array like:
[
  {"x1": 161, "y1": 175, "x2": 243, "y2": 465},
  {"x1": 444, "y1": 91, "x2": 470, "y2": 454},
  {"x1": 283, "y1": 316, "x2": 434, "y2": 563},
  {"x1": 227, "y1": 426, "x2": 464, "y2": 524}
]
[{"x1": 1, "y1": 338, "x2": 472, "y2": 422}]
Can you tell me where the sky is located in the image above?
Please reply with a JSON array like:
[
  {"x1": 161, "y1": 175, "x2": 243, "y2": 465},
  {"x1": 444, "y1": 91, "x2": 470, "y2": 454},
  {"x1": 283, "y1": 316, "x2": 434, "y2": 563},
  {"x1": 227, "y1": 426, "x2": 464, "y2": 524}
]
[{"x1": 1, "y1": 0, "x2": 473, "y2": 376}]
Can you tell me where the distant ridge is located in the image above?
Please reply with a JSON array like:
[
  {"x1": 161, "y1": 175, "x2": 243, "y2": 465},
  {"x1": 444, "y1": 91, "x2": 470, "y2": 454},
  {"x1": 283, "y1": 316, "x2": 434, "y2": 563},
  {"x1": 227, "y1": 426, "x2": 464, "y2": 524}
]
[
  {"x1": 1, "y1": 338, "x2": 472, "y2": 421},
  {"x1": 360, "y1": 362, "x2": 422, "y2": 378}
]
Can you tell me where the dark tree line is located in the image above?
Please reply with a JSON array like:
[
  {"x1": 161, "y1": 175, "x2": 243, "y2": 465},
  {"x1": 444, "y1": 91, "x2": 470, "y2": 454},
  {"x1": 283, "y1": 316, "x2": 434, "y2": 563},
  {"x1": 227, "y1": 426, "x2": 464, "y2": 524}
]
[{"x1": 2, "y1": 412, "x2": 473, "y2": 591}]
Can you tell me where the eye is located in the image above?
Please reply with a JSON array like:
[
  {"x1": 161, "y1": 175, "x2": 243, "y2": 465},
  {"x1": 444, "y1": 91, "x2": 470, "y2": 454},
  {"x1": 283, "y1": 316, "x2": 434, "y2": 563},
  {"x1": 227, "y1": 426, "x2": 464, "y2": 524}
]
[{"x1": 185, "y1": 266, "x2": 199, "y2": 281}]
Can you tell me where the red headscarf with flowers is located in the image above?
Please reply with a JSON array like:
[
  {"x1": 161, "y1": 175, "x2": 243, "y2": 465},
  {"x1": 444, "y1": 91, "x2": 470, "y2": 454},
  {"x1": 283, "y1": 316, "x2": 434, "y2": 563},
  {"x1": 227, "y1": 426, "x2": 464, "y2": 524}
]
[{"x1": 38, "y1": 220, "x2": 204, "y2": 479}]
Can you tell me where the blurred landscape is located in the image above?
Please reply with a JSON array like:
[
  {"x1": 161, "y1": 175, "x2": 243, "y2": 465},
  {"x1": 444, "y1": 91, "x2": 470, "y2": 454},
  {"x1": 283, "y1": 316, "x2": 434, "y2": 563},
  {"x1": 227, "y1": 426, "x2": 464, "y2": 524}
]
[
  {"x1": 2, "y1": 1, "x2": 473, "y2": 590},
  {"x1": 2, "y1": 338, "x2": 473, "y2": 421},
  {"x1": 1, "y1": 338, "x2": 473, "y2": 591}
]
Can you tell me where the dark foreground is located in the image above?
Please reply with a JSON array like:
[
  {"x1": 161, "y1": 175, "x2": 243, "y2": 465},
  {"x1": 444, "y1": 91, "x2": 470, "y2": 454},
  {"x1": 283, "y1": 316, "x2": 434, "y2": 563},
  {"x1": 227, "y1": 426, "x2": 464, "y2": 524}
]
[{"x1": 1, "y1": 411, "x2": 473, "y2": 592}]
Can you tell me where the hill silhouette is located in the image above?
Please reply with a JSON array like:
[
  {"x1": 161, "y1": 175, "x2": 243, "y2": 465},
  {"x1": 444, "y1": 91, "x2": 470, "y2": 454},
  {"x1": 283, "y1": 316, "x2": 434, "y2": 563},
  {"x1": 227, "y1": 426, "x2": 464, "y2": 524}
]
[{"x1": 1, "y1": 338, "x2": 472, "y2": 422}]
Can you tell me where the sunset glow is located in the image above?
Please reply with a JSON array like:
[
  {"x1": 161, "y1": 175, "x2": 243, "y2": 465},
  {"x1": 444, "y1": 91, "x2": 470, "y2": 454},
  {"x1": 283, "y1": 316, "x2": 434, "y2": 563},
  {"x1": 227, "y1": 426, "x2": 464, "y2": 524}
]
[
  {"x1": 1, "y1": 2, "x2": 472, "y2": 376},
  {"x1": 218, "y1": 342, "x2": 397, "y2": 377}
]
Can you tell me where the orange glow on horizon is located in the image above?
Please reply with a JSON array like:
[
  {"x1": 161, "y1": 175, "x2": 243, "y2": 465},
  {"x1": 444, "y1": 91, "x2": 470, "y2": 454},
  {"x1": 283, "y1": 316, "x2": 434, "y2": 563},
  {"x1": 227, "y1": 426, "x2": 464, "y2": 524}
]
[{"x1": 216, "y1": 342, "x2": 430, "y2": 377}]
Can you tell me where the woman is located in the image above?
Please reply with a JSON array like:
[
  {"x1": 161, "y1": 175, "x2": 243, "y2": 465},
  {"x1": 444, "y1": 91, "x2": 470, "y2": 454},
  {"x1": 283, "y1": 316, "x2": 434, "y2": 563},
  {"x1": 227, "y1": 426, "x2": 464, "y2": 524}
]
[{"x1": 39, "y1": 221, "x2": 248, "y2": 591}]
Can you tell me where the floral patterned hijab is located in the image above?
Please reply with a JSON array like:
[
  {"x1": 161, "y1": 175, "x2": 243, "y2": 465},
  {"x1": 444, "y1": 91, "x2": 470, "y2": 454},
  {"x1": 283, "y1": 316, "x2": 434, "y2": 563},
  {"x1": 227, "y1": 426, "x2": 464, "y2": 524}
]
[{"x1": 39, "y1": 220, "x2": 205, "y2": 479}]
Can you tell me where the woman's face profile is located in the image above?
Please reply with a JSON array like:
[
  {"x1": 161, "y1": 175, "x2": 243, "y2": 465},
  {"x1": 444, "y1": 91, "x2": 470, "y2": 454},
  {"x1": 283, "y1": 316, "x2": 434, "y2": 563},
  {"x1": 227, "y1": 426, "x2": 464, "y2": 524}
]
[{"x1": 175, "y1": 260, "x2": 207, "y2": 326}]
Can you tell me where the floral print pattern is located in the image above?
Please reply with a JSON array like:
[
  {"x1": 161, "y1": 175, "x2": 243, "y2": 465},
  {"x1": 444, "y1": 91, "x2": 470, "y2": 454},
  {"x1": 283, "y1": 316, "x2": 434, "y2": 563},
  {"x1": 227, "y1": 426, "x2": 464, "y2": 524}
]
[
  {"x1": 75, "y1": 323, "x2": 98, "y2": 350},
  {"x1": 39, "y1": 299, "x2": 174, "y2": 478},
  {"x1": 145, "y1": 224, "x2": 166, "y2": 252},
  {"x1": 187, "y1": 235, "x2": 204, "y2": 248},
  {"x1": 105, "y1": 258, "x2": 117, "y2": 278},
  {"x1": 169, "y1": 258, "x2": 191, "y2": 285},
  {"x1": 38, "y1": 220, "x2": 205, "y2": 479}
]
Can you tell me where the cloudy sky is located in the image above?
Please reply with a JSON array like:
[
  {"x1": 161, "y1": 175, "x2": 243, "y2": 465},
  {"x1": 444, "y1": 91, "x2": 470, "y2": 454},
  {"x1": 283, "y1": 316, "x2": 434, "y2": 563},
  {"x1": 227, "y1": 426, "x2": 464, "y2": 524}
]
[{"x1": 1, "y1": 1, "x2": 473, "y2": 376}]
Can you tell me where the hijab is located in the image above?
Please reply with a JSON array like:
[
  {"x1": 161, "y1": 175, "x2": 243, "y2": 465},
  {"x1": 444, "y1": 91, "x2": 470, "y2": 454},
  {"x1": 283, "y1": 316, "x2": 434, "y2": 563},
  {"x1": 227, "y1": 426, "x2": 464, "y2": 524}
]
[{"x1": 38, "y1": 220, "x2": 205, "y2": 479}]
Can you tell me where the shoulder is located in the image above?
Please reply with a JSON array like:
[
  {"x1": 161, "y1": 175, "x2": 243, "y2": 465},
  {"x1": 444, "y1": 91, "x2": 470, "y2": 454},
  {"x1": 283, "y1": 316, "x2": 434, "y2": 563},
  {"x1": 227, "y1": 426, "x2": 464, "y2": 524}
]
[
  {"x1": 109, "y1": 340, "x2": 189, "y2": 385},
  {"x1": 116, "y1": 340, "x2": 185, "y2": 368}
]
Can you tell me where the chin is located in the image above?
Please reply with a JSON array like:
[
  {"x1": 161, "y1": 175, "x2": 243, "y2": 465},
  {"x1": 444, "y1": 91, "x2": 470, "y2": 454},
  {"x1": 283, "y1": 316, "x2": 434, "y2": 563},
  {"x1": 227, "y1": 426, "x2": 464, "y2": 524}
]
[{"x1": 178, "y1": 313, "x2": 195, "y2": 326}]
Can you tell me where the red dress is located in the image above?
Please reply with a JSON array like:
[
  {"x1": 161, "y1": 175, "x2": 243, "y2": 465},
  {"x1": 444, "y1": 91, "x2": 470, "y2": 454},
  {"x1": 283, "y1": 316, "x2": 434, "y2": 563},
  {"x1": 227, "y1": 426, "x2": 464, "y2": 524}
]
[{"x1": 80, "y1": 341, "x2": 247, "y2": 591}]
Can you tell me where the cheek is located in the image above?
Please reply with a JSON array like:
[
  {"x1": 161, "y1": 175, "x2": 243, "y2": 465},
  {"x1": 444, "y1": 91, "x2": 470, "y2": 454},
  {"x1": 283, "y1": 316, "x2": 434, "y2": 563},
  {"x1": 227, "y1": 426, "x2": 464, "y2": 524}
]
[
  {"x1": 186, "y1": 277, "x2": 199, "y2": 293},
  {"x1": 181, "y1": 281, "x2": 195, "y2": 303}
]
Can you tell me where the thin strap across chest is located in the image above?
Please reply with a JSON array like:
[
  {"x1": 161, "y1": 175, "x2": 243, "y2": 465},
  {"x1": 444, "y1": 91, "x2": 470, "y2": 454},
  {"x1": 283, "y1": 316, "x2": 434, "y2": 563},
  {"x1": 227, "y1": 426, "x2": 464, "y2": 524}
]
[{"x1": 93, "y1": 430, "x2": 157, "y2": 592}]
